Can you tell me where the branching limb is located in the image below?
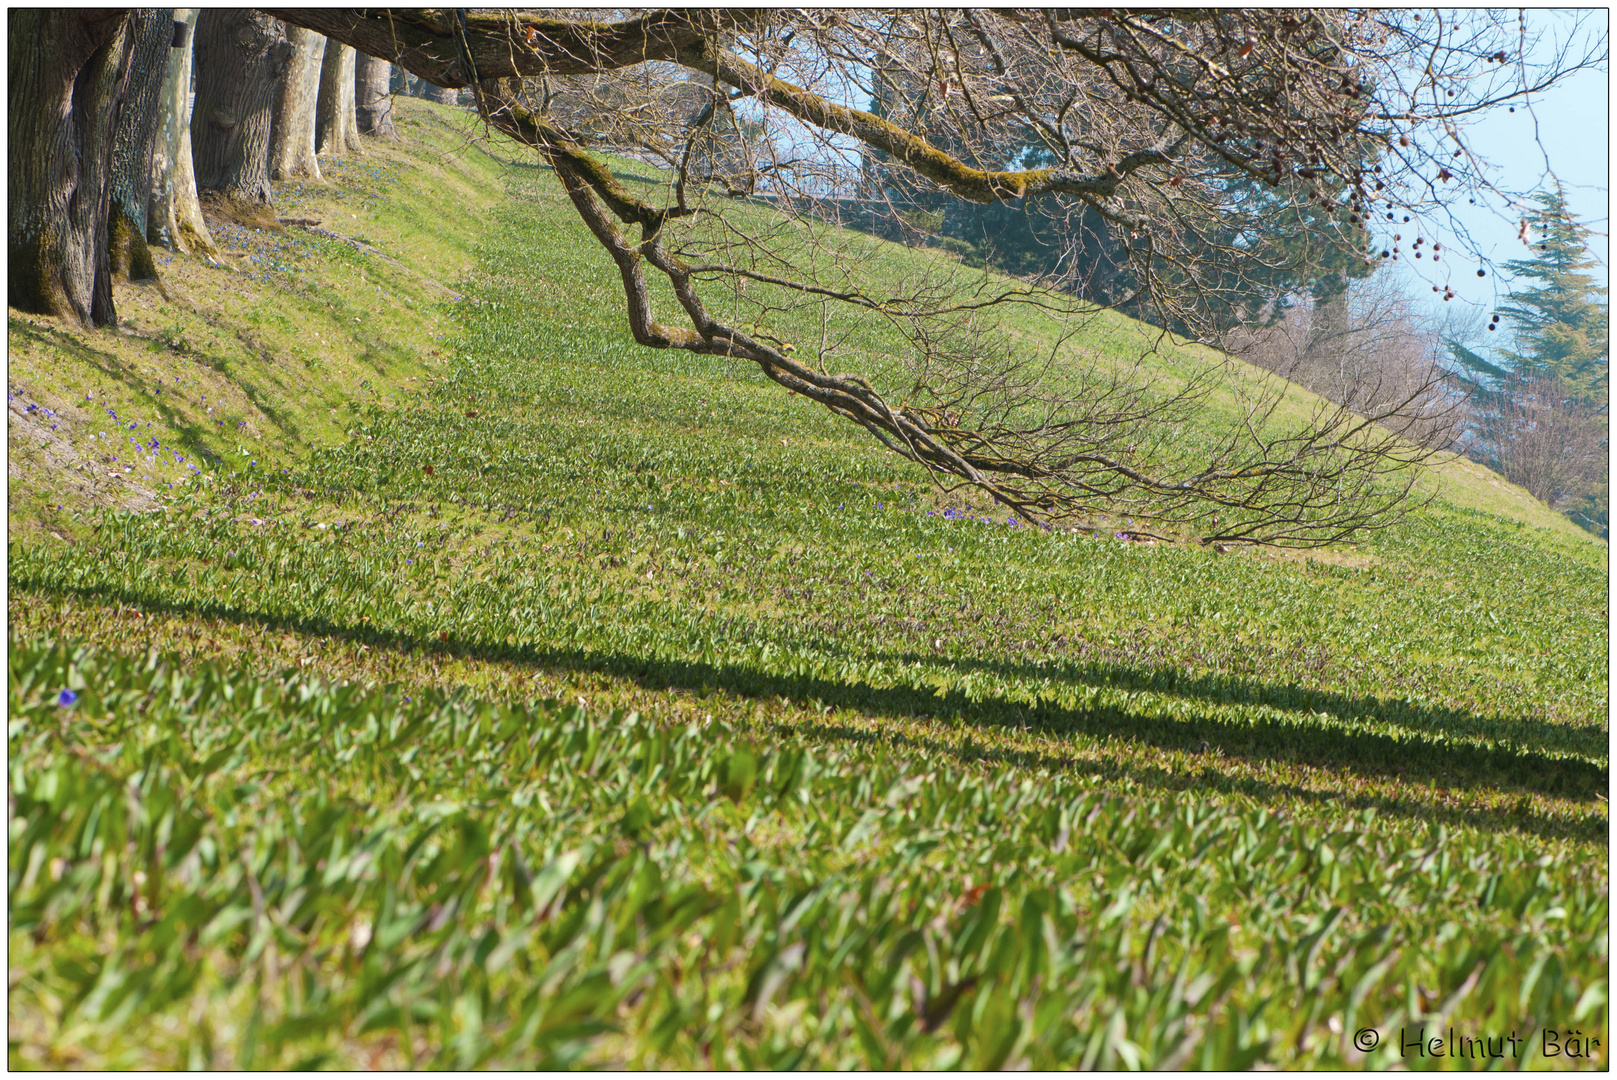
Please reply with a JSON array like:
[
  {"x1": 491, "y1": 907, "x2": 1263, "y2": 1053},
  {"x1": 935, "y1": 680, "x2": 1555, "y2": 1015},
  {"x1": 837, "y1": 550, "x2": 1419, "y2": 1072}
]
[{"x1": 268, "y1": 8, "x2": 1594, "y2": 546}]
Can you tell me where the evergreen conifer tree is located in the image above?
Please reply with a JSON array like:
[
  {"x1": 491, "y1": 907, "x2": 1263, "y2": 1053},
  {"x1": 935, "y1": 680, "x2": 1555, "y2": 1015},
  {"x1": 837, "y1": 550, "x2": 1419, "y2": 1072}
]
[
  {"x1": 1446, "y1": 187, "x2": 1608, "y2": 535},
  {"x1": 1496, "y1": 187, "x2": 1609, "y2": 402}
]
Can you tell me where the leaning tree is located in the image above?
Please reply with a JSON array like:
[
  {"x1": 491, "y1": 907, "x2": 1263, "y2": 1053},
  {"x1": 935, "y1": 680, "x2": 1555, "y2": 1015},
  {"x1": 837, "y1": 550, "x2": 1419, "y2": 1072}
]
[
  {"x1": 10, "y1": 9, "x2": 1601, "y2": 544},
  {"x1": 269, "y1": 9, "x2": 1604, "y2": 546}
]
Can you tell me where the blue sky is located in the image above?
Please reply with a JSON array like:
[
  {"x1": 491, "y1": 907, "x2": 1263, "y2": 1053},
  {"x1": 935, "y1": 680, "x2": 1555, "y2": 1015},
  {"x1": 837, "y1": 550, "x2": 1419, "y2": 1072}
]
[{"x1": 1408, "y1": 11, "x2": 1607, "y2": 326}]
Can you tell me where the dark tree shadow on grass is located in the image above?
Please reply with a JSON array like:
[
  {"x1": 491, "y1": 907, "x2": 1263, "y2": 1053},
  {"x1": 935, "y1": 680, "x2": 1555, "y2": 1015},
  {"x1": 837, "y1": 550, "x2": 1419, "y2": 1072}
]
[
  {"x1": 13, "y1": 583, "x2": 1607, "y2": 846},
  {"x1": 800, "y1": 639, "x2": 1605, "y2": 763},
  {"x1": 778, "y1": 720, "x2": 1603, "y2": 846}
]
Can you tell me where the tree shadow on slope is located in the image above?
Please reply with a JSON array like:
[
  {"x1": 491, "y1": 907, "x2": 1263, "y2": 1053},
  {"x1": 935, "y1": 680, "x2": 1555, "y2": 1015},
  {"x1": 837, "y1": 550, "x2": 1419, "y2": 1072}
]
[
  {"x1": 23, "y1": 584, "x2": 1606, "y2": 825},
  {"x1": 801, "y1": 639, "x2": 1605, "y2": 763},
  {"x1": 777, "y1": 719, "x2": 1602, "y2": 846}
]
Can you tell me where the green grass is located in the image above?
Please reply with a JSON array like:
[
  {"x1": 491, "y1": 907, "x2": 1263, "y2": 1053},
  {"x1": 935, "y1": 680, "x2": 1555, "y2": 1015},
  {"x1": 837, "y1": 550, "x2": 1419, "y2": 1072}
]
[
  {"x1": 8, "y1": 641, "x2": 1607, "y2": 1068},
  {"x1": 8, "y1": 97, "x2": 1608, "y2": 1069}
]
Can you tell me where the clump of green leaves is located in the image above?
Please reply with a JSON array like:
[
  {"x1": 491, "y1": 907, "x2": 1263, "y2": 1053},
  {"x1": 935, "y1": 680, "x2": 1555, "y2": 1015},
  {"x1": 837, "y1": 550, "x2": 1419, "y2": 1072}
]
[{"x1": 9, "y1": 639, "x2": 1609, "y2": 1069}]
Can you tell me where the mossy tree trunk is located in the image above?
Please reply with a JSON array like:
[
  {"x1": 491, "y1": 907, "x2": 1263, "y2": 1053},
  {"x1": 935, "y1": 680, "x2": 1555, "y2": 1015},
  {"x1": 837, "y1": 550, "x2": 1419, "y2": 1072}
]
[
  {"x1": 269, "y1": 25, "x2": 325, "y2": 182},
  {"x1": 191, "y1": 9, "x2": 291, "y2": 208},
  {"x1": 109, "y1": 8, "x2": 174, "y2": 285},
  {"x1": 354, "y1": 54, "x2": 397, "y2": 139},
  {"x1": 315, "y1": 41, "x2": 361, "y2": 158},
  {"x1": 149, "y1": 9, "x2": 216, "y2": 256},
  {"x1": 8, "y1": 9, "x2": 133, "y2": 328}
]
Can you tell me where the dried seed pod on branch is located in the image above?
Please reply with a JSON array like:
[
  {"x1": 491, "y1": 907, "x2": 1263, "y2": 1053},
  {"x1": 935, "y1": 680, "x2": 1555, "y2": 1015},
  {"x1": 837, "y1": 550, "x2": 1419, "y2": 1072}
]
[{"x1": 274, "y1": 8, "x2": 1603, "y2": 546}]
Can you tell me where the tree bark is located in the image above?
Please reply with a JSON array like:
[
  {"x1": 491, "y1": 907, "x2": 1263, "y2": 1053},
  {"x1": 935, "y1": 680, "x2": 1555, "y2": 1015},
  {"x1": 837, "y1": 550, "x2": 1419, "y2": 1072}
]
[
  {"x1": 420, "y1": 81, "x2": 458, "y2": 106},
  {"x1": 8, "y1": 9, "x2": 133, "y2": 328},
  {"x1": 149, "y1": 9, "x2": 217, "y2": 255},
  {"x1": 315, "y1": 41, "x2": 361, "y2": 157},
  {"x1": 109, "y1": 8, "x2": 174, "y2": 284},
  {"x1": 354, "y1": 53, "x2": 396, "y2": 139},
  {"x1": 191, "y1": 9, "x2": 291, "y2": 207},
  {"x1": 269, "y1": 25, "x2": 325, "y2": 182}
]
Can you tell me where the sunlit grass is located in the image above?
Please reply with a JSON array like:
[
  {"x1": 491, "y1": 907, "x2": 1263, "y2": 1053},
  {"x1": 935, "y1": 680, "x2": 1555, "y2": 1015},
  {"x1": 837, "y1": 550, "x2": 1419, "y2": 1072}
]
[{"x1": 7, "y1": 95, "x2": 1607, "y2": 1069}]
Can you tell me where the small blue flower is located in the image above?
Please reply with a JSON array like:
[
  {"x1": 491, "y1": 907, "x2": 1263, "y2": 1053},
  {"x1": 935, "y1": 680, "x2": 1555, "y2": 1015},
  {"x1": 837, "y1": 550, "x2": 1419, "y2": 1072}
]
[{"x1": 57, "y1": 689, "x2": 78, "y2": 707}]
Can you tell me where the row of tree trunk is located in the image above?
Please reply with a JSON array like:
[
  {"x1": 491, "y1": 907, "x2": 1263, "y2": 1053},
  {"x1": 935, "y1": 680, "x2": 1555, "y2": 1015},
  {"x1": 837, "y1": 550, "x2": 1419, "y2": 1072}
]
[{"x1": 8, "y1": 9, "x2": 426, "y2": 330}]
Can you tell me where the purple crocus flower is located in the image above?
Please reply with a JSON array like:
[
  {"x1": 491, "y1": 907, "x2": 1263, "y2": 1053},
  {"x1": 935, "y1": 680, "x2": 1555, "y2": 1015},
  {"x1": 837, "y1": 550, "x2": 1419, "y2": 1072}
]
[{"x1": 57, "y1": 689, "x2": 77, "y2": 707}]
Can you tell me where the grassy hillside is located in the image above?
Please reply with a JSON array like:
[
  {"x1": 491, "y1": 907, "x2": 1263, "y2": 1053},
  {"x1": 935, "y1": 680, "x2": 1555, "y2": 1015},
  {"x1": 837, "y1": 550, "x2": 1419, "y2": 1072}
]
[{"x1": 9, "y1": 98, "x2": 1607, "y2": 1069}]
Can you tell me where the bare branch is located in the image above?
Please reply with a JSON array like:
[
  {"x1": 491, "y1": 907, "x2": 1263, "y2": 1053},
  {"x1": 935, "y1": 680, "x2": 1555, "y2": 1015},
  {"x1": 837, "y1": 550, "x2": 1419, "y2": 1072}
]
[{"x1": 271, "y1": 8, "x2": 1604, "y2": 545}]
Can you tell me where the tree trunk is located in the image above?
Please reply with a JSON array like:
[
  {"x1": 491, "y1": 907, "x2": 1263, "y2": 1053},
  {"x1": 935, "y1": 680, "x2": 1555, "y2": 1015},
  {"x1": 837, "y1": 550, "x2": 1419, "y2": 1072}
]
[
  {"x1": 8, "y1": 10, "x2": 133, "y2": 328},
  {"x1": 420, "y1": 81, "x2": 458, "y2": 106},
  {"x1": 191, "y1": 9, "x2": 291, "y2": 208},
  {"x1": 409, "y1": 76, "x2": 459, "y2": 107},
  {"x1": 354, "y1": 54, "x2": 397, "y2": 139},
  {"x1": 149, "y1": 9, "x2": 216, "y2": 255},
  {"x1": 269, "y1": 25, "x2": 325, "y2": 182},
  {"x1": 315, "y1": 41, "x2": 361, "y2": 157},
  {"x1": 109, "y1": 8, "x2": 174, "y2": 284}
]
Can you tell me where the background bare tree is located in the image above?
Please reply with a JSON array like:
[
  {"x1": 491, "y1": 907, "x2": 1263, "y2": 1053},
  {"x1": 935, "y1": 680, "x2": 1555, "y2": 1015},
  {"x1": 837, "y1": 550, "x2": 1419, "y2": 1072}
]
[
  {"x1": 415, "y1": 78, "x2": 459, "y2": 106},
  {"x1": 1221, "y1": 274, "x2": 1461, "y2": 452},
  {"x1": 1478, "y1": 375, "x2": 1607, "y2": 512}
]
